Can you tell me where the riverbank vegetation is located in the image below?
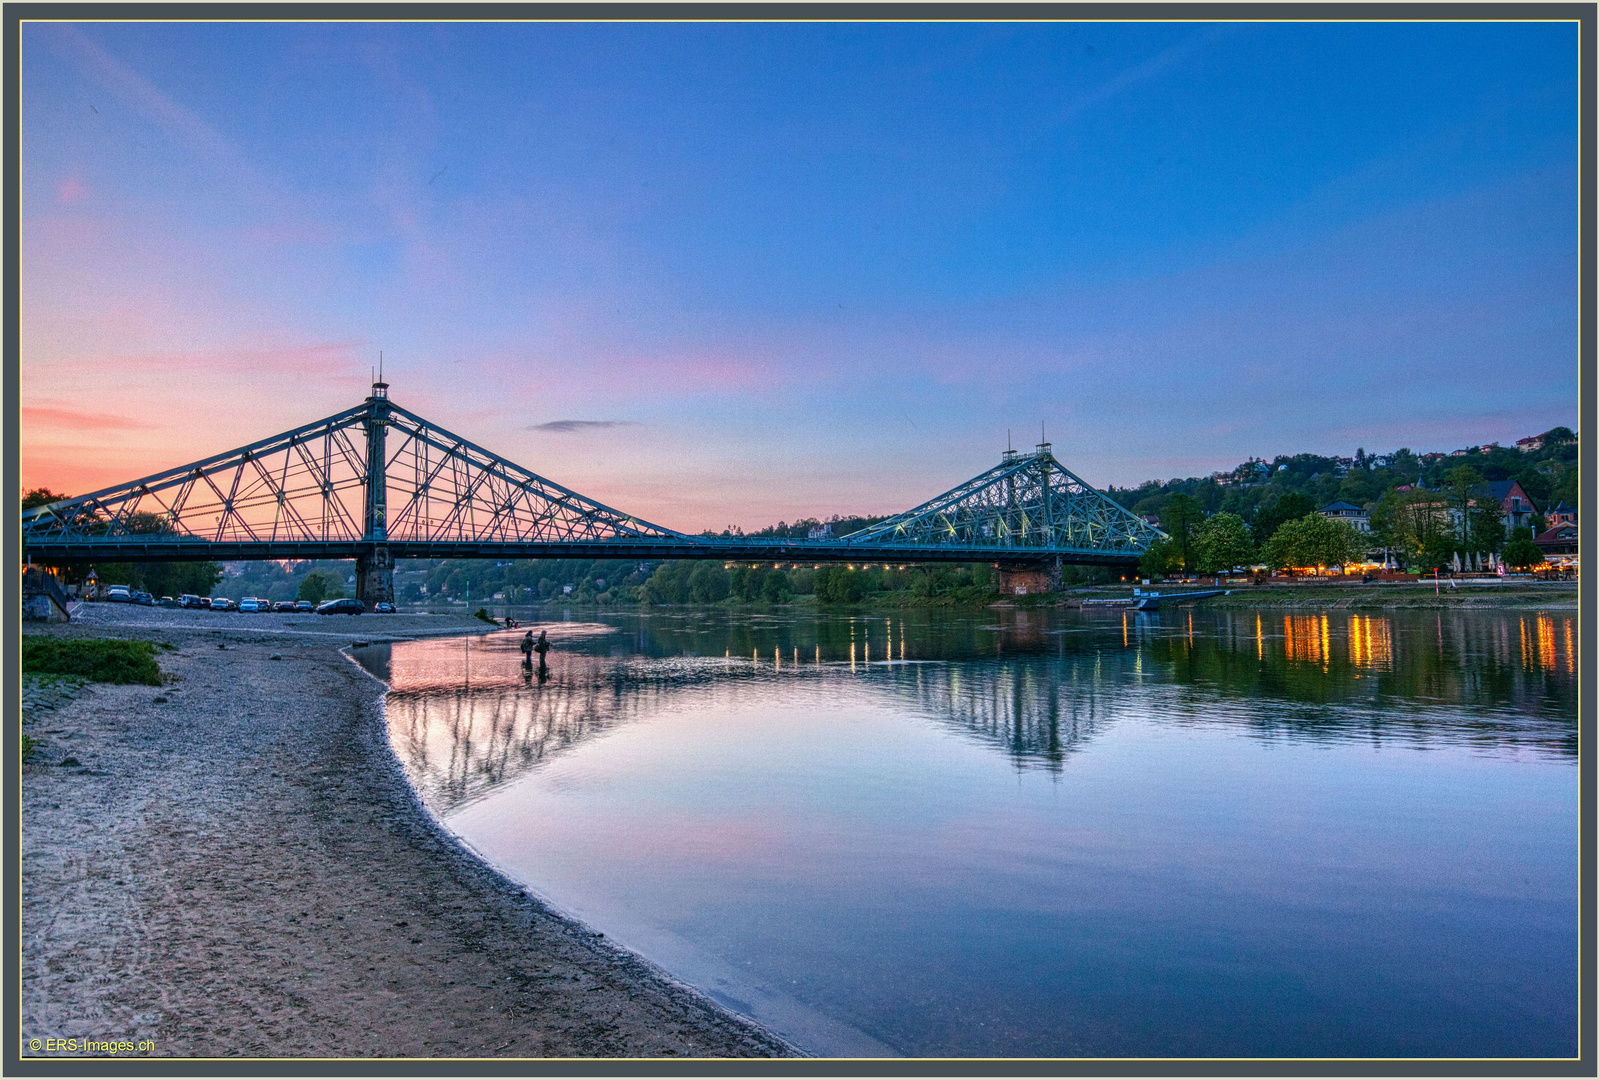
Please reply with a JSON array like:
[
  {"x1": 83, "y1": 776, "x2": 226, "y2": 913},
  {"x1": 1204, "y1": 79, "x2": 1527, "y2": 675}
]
[{"x1": 22, "y1": 637, "x2": 164, "y2": 685}]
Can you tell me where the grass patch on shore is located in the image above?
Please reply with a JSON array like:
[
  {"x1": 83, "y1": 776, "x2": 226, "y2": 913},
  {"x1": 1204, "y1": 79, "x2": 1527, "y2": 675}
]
[
  {"x1": 22, "y1": 733, "x2": 35, "y2": 760},
  {"x1": 22, "y1": 637, "x2": 163, "y2": 685}
]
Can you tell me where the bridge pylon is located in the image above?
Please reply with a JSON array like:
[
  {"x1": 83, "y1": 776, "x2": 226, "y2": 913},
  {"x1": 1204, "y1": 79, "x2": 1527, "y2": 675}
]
[
  {"x1": 356, "y1": 545, "x2": 395, "y2": 607},
  {"x1": 358, "y1": 380, "x2": 396, "y2": 606}
]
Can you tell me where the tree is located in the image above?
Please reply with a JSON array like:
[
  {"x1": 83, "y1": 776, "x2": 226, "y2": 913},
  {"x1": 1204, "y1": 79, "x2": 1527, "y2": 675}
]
[
  {"x1": 760, "y1": 570, "x2": 793, "y2": 603},
  {"x1": 1302, "y1": 515, "x2": 1364, "y2": 571},
  {"x1": 61, "y1": 512, "x2": 220, "y2": 598},
  {"x1": 1369, "y1": 489, "x2": 1454, "y2": 570},
  {"x1": 1193, "y1": 512, "x2": 1254, "y2": 575},
  {"x1": 1442, "y1": 464, "x2": 1501, "y2": 556},
  {"x1": 741, "y1": 565, "x2": 771, "y2": 601},
  {"x1": 1138, "y1": 537, "x2": 1182, "y2": 579},
  {"x1": 1262, "y1": 513, "x2": 1363, "y2": 574},
  {"x1": 1502, "y1": 526, "x2": 1547, "y2": 571},
  {"x1": 644, "y1": 561, "x2": 695, "y2": 604},
  {"x1": 1252, "y1": 491, "x2": 1315, "y2": 548},
  {"x1": 814, "y1": 565, "x2": 868, "y2": 602},
  {"x1": 298, "y1": 571, "x2": 333, "y2": 603},
  {"x1": 1160, "y1": 494, "x2": 1204, "y2": 573},
  {"x1": 833, "y1": 569, "x2": 869, "y2": 602},
  {"x1": 688, "y1": 562, "x2": 730, "y2": 603},
  {"x1": 1416, "y1": 532, "x2": 1458, "y2": 574},
  {"x1": 142, "y1": 562, "x2": 221, "y2": 598},
  {"x1": 22, "y1": 488, "x2": 66, "y2": 511}
]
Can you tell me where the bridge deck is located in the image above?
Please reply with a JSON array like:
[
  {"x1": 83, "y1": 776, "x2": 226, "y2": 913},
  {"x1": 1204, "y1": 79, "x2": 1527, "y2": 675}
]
[{"x1": 22, "y1": 538, "x2": 1141, "y2": 567}]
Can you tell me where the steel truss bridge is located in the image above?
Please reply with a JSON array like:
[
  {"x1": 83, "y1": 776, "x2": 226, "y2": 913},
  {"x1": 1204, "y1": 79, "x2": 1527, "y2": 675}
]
[{"x1": 21, "y1": 383, "x2": 1164, "y2": 603}]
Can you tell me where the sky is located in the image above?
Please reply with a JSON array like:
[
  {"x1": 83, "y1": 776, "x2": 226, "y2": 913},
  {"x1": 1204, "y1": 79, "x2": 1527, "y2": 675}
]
[{"x1": 20, "y1": 19, "x2": 1579, "y2": 531}]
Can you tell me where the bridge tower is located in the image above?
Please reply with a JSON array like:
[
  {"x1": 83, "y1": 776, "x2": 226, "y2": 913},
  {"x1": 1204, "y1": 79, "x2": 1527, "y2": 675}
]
[
  {"x1": 356, "y1": 379, "x2": 396, "y2": 607},
  {"x1": 991, "y1": 442, "x2": 1065, "y2": 595}
]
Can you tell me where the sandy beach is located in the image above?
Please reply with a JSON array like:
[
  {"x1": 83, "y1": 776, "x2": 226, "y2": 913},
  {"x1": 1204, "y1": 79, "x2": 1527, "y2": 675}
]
[{"x1": 20, "y1": 605, "x2": 795, "y2": 1059}]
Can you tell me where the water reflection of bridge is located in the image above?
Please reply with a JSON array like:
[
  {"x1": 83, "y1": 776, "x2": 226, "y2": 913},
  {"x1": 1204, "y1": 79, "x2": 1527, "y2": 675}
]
[
  {"x1": 879, "y1": 659, "x2": 1114, "y2": 774},
  {"x1": 380, "y1": 607, "x2": 1579, "y2": 813},
  {"x1": 383, "y1": 638, "x2": 770, "y2": 812},
  {"x1": 382, "y1": 646, "x2": 1120, "y2": 812}
]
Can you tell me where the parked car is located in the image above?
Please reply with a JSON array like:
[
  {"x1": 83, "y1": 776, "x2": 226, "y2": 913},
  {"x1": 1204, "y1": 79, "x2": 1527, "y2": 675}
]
[
  {"x1": 159, "y1": 596, "x2": 180, "y2": 608},
  {"x1": 198, "y1": 596, "x2": 213, "y2": 610},
  {"x1": 104, "y1": 585, "x2": 131, "y2": 603},
  {"x1": 238, "y1": 597, "x2": 266, "y2": 612},
  {"x1": 275, "y1": 600, "x2": 297, "y2": 612},
  {"x1": 211, "y1": 597, "x2": 237, "y2": 612},
  {"x1": 132, "y1": 590, "x2": 155, "y2": 606},
  {"x1": 179, "y1": 594, "x2": 204, "y2": 609},
  {"x1": 294, "y1": 600, "x2": 314, "y2": 612},
  {"x1": 373, "y1": 602, "x2": 396, "y2": 613},
  {"x1": 315, "y1": 598, "x2": 365, "y2": 615}
]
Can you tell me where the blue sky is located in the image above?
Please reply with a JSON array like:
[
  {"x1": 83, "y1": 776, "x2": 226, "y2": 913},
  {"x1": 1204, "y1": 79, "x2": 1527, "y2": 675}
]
[{"x1": 21, "y1": 19, "x2": 1578, "y2": 529}]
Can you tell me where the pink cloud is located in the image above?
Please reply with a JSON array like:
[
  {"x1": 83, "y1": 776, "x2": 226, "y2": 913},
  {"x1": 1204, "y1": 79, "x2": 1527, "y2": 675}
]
[{"x1": 21, "y1": 406, "x2": 153, "y2": 432}]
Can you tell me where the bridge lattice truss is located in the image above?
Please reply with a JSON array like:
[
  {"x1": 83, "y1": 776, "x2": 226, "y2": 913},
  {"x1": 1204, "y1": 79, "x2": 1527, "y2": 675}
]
[
  {"x1": 21, "y1": 388, "x2": 1161, "y2": 566},
  {"x1": 844, "y1": 446, "x2": 1163, "y2": 559}
]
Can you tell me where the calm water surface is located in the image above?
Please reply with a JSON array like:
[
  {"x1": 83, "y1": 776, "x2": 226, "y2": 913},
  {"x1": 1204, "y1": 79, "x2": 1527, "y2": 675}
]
[{"x1": 358, "y1": 606, "x2": 1578, "y2": 1058}]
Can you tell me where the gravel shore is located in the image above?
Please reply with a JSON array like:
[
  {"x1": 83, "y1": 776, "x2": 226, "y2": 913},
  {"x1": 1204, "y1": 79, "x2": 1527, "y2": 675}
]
[{"x1": 21, "y1": 605, "x2": 795, "y2": 1059}]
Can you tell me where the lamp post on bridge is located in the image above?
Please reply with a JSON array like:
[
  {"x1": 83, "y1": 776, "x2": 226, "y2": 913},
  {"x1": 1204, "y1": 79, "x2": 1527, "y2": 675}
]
[{"x1": 356, "y1": 378, "x2": 396, "y2": 607}]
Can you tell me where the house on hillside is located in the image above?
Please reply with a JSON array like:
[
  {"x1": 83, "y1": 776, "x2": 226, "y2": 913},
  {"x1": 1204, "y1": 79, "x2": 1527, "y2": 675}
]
[
  {"x1": 1534, "y1": 523, "x2": 1578, "y2": 569},
  {"x1": 1516, "y1": 434, "x2": 1546, "y2": 452},
  {"x1": 1549, "y1": 502, "x2": 1577, "y2": 527},
  {"x1": 1486, "y1": 480, "x2": 1538, "y2": 535},
  {"x1": 1318, "y1": 501, "x2": 1371, "y2": 532}
]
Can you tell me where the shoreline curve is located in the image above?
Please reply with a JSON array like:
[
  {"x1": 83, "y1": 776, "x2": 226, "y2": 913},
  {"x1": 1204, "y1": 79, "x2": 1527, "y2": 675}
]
[{"x1": 20, "y1": 606, "x2": 798, "y2": 1059}]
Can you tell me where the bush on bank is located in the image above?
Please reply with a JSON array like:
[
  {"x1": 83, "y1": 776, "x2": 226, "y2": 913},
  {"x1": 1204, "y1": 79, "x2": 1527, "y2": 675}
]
[{"x1": 22, "y1": 637, "x2": 163, "y2": 685}]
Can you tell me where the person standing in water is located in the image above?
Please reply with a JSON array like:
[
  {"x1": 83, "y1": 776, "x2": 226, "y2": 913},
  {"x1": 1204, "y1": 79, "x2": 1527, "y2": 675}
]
[
  {"x1": 520, "y1": 630, "x2": 535, "y2": 665},
  {"x1": 533, "y1": 629, "x2": 551, "y2": 673}
]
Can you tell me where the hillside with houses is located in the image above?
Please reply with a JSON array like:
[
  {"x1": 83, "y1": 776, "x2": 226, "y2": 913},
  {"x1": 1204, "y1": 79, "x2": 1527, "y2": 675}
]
[{"x1": 1106, "y1": 426, "x2": 1577, "y2": 577}]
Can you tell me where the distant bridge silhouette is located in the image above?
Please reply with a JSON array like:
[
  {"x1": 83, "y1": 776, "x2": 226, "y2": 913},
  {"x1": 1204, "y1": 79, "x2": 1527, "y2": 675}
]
[{"x1": 21, "y1": 382, "x2": 1163, "y2": 603}]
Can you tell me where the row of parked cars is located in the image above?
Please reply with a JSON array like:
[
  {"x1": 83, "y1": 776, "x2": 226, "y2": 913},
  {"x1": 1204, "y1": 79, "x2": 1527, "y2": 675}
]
[{"x1": 100, "y1": 584, "x2": 393, "y2": 614}]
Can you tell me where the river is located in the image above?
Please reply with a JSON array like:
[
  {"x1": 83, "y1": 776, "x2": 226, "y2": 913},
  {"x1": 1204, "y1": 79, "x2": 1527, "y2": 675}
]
[{"x1": 353, "y1": 605, "x2": 1577, "y2": 1059}]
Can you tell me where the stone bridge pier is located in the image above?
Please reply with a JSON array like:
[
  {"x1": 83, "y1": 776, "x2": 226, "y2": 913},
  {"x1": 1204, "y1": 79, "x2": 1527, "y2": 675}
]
[
  {"x1": 356, "y1": 545, "x2": 395, "y2": 607},
  {"x1": 995, "y1": 559, "x2": 1063, "y2": 596}
]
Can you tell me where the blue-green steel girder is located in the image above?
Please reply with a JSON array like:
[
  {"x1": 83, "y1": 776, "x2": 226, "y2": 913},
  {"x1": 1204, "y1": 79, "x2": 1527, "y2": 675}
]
[
  {"x1": 21, "y1": 394, "x2": 1162, "y2": 566},
  {"x1": 836, "y1": 444, "x2": 1165, "y2": 560}
]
